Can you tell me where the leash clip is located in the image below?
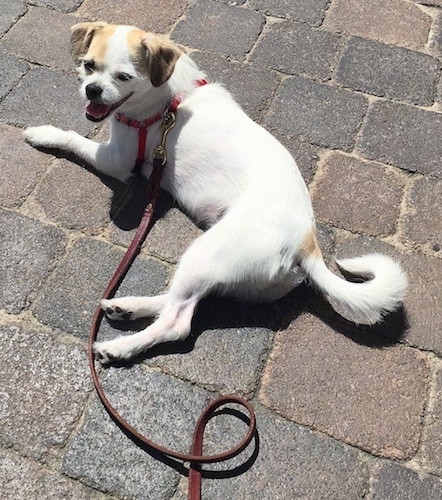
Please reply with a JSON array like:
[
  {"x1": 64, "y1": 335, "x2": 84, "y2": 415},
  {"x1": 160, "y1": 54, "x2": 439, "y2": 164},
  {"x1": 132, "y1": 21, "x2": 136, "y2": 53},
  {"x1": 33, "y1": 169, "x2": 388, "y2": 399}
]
[{"x1": 153, "y1": 110, "x2": 176, "y2": 166}]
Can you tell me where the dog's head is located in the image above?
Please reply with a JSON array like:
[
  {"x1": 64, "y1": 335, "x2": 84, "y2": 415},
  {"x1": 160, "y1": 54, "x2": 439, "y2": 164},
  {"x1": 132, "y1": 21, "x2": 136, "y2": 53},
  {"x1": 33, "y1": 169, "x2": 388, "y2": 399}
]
[{"x1": 70, "y1": 22, "x2": 181, "y2": 122}]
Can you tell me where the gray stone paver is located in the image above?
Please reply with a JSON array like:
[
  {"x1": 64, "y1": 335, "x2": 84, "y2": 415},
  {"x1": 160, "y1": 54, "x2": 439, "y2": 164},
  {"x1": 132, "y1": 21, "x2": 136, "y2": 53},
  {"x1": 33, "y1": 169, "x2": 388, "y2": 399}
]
[
  {"x1": 358, "y1": 100, "x2": 442, "y2": 178},
  {"x1": 31, "y1": 158, "x2": 125, "y2": 235},
  {"x1": 0, "y1": 209, "x2": 66, "y2": 314},
  {"x1": 1, "y1": 0, "x2": 442, "y2": 498},
  {"x1": 369, "y1": 461, "x2": 442, "y2": 500},
  {"x1": 63, "y1": 368, "x2": 209, "y2": 499},
  {"x1": 335, "y1": 37, "x2": 440, "y2": 105},
  {"x1": 248, "y1": 0, "x2": 330, "y2": 26},
  {"x1": 27, "y1": 0, "x2": 83, "y2": 13},
  {"x1": 190, "y1": 51, "x2": 280, "y2": 121},
  {"x1": 250, "y1": 20, "x2": 342, "y2": 81},
  {"x1": 0, "y1": 67, "x2": 96, "y2": 136},
  {"x1": 0, "y1": 0, "x2": 26, "y2": 36},
  {"x1": 0, "y1": 323, "x2": 91, "y2": 461},
  {"x1": 263, "y1": 76, "x2": 368, "y2": 150},
  {"x1": 172, "y1": 0, "x2": 265, "y2": 58},
  {"x1": 0, "y1": 123, "x2": 51, "y2": 207},
  {"x1": 404, "y1": 176, "x2": 442, "y2": 252},
  {"x1": 201, "y1": 409, "x2": 369, "y2": 499},
  {"x1": 0, "y1": 54, "x2": 29, "y2": 101},
  {"x1": 32, "y1": 237, "x2": 169, "y2": 339},
  {"x1": 0, "y1": 449, "x2": 105, "y2": 499},
  {"x1": 420, "y1": 363, "x2": 442, "y2": 476},
  {"x1": 77, "y1": 0, "x2": 189, "y2": 33}
]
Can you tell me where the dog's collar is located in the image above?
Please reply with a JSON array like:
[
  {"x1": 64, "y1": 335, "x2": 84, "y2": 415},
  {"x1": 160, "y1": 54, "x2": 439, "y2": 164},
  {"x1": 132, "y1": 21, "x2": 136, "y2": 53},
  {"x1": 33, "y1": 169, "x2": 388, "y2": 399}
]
[{"x1": 115, "y1": 79, "x2": 207, "y2": 174}]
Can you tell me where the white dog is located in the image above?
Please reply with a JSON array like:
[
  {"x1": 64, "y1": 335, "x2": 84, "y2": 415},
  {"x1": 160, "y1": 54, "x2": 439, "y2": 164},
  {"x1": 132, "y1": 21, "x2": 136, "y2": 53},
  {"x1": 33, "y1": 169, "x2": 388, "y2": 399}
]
[{"x1": 25, "y1": 22, "x2": 407, "y2": 363}]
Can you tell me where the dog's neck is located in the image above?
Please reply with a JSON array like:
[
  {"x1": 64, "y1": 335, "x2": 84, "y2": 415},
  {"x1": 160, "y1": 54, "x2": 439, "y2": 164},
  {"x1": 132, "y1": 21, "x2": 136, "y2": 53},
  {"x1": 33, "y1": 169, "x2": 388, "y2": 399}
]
[{"x1": 114, "y1": 54, "x2": 207, "y2": 123}]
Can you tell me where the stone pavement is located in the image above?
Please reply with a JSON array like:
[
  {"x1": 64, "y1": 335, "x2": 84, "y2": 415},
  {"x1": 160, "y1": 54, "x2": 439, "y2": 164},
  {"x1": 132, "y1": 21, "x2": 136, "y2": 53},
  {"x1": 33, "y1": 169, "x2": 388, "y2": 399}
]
[{"x1": 1, "y1": 0, "x2": 442, "y2": 498}]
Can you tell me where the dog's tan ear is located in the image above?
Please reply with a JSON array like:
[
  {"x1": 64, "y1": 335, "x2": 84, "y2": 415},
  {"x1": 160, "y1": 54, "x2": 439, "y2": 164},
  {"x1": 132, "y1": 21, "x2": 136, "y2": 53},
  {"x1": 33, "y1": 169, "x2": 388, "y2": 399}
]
[
  {"x1": 70, "y1": 21, "x2": 108, "y2": 62},
  {"x1": 140, "y1": 34, "x2": 181, "y2": 87}
]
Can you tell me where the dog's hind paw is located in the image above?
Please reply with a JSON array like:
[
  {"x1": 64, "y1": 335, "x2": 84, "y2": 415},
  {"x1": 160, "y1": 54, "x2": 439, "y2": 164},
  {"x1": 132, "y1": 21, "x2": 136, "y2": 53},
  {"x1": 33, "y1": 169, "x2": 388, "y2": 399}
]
[
  {"x1": 93, "y1": 337, "x2": 135, "y2": 364},
  {"x1": 101, "y1": 298, "x2": 133, "y2": 321}
]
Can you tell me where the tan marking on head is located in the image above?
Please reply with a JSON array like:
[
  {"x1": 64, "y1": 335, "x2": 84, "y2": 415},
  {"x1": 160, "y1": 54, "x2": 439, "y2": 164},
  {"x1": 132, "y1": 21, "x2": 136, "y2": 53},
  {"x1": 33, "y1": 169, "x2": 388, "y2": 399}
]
[
  {"x1": 300, "y1": 229, "x2": 322, "y2": 260},
  {"x1": 127, "y1": 30, "x2": 181, "y2": 87},
  {"x1": 70, "y1": 22, "x2": 116, "y2": 66}
]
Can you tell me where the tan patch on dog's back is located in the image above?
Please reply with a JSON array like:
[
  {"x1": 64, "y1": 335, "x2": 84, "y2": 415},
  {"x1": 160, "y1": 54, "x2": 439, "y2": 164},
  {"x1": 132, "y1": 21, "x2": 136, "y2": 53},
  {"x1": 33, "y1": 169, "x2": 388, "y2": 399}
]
[{"x1": 300, "y1": 229, "x2": 322, "y2": 260}]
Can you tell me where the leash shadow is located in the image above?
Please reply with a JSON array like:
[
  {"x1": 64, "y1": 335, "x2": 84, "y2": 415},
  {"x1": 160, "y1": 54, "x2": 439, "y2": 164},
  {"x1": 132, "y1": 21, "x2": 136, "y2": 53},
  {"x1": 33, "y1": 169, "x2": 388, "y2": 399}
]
[{"x1": 103, "y1": 387, "x2": 259, "y2": 479}]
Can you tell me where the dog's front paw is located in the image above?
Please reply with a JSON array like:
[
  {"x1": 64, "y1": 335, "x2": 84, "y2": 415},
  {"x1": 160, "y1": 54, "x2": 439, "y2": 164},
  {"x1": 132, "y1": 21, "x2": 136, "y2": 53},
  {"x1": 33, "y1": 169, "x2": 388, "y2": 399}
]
[
  {"x1": 101, "y1": 298, "x2": 134, "y2": 321},
  {"x1": 24, "y1": 125, "x2": 66, "y2": 149}
]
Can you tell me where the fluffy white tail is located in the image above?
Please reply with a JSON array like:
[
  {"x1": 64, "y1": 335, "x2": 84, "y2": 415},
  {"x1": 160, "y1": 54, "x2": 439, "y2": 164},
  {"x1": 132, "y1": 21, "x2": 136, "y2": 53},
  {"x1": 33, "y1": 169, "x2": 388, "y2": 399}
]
[{"x1": 301, "y1": 253, "x2": 408, "y2": 324}]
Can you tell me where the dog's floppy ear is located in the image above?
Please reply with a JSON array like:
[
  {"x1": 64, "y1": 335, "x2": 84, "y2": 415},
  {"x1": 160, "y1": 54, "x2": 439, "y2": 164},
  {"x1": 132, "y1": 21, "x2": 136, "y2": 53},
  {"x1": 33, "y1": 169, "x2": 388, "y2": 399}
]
[
  {"x1": 70, "y1": 21, "x2": 108, "y2": 62},
  {"x1": 140, "y1": 34, "x2": 181, "y2": 87}
]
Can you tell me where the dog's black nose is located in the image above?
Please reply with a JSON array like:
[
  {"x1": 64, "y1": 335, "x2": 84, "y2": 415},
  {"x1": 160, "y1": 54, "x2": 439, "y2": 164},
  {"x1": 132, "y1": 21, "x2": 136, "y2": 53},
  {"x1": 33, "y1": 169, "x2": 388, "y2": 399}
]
[{"x1": 86, "y1": 83, "x2": 102, "y2": 100}]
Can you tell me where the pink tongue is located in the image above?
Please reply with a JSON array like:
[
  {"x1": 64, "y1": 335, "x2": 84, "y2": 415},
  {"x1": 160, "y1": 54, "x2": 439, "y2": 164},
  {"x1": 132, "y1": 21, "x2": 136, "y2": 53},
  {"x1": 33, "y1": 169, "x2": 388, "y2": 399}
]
[{"x1": 86, "y1": 101, "x2": 111, "y2": 118}]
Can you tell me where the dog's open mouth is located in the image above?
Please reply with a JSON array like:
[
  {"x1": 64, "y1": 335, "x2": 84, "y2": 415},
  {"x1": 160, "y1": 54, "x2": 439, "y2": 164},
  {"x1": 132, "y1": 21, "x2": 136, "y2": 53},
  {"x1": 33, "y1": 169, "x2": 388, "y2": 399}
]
[{"x1": 85, "y1": 92, "x2": 133, "y2": 122}]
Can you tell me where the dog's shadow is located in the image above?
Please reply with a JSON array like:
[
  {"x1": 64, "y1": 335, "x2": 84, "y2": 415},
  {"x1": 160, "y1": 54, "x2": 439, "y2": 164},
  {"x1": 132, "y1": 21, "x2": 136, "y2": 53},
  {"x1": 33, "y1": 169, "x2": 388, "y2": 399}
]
[{"x1": 105, "y1": 283, "x2": 409, "y2": 368}]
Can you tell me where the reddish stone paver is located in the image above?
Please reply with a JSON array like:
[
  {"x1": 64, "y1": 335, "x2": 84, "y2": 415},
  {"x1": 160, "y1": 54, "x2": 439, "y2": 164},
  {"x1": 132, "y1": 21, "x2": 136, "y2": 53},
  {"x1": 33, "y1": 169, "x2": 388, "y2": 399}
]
[
  {"x1": 259, "y1": 313, "x2": 429, "y2": 459},
  {"x1": 311, "y1": 152, "x2": 405, "y2": 236},
  {"x1": 323, "y1": 0, "x2": 432, "y2": 50}
]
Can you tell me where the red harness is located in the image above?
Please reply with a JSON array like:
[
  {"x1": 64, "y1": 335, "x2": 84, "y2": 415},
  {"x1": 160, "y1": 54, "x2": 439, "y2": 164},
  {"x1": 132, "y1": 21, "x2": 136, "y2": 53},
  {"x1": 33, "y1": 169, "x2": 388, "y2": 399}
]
[{"x1": 115, "y1": 79, "x2": 208, "y2": 173}]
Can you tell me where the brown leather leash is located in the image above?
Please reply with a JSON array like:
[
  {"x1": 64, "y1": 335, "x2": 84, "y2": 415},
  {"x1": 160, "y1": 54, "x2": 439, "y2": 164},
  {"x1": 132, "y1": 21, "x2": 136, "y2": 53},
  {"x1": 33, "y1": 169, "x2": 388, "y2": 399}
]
[{"x1": 88, "y1": 107, "x2": 257, "y2": 499}]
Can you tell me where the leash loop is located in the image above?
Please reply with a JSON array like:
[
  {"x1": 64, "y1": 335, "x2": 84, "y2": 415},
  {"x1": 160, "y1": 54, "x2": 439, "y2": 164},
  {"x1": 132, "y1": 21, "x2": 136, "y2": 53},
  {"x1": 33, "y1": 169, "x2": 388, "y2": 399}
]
[{"x1": 89, "y1": 102, "x2": 257, "y2": 500}]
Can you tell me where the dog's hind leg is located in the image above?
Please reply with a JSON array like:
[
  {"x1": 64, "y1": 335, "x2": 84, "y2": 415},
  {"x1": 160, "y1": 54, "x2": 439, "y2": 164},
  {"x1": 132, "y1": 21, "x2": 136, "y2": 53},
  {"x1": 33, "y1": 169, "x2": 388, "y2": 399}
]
[
  {"x1": 93, "y1": 228, "x2": 225, "y2": 362},
  {"x1": 101, "y1": 294, "x2": 168, "y2": 320},
  {"x1": 94, "y1": 296, "x2": 198, "y2": 363}
]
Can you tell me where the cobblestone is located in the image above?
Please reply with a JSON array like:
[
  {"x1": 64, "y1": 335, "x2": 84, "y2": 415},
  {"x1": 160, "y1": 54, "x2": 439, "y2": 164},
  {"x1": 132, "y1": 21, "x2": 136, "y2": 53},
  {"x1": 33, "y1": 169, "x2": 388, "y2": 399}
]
[
  {"x1": 0, "y1": 67, "x2": 96, "y2": 136},
  {"x1": 32, "y1": 237, "x2": 169, "y2": 339},
  {"x1": 264, "y1": 76, "x2": 368, "y2": 150},
  {"x1": 0, "y1": 209, "x2": 66, "y2": 314},
  {"x1": 0, "y1": 54, "x2": 29, "y2": 101},
  {"x1": 1, "y1": 0, "x2": 441, "y2": 497},
  {"x1": 0, "y1": 7, "x2": 76, "y2": 71},
  {"x1": 420, "y1": 363, "x2": 442, "y2": 476},
  {"x1": 0, "y1": 449, "x2": 103, "y2": 499},
  {"x1": 0, "y1": 323, "x2": 91, "y2": 461},
  {"x1": 369, "y1": 462, "x2": 442, "y2": 499},
  {"x1": 259, "y1": 313, "x2": 429, "y2": 459},
  {"x1": 0, "y1": 123, "x2": 51, "y2": 208},
  {"x1": 62, "y1": 368, "x2": 209, "y2": 498},
  {"x1": 248, "y1": 0, "x2": 330, "y2": 26},
  {"x1": 358, "y1": 101, "x2": 442, "y2": 178},
  {"x1": 323, "y1": 0, "x2": 432, "y2": 50},
  {"x1": 172, "y1": 0, "x2": 265, "y2": 58},
  {"x1": 77, "y1": 0, "x2": 188, "y2": 33},
  {"x1": 404, "y1": 176, "x2": 442, "y2": 252},
  {"x1": 250, "y1": 20, "x2": 342, "y2": 81},
  {"x1": 335, "y1": 37, "x2": 440, "y2": 105},
  {"x1": 311, "y1": 152, "x2": 405, "y2": 236}
]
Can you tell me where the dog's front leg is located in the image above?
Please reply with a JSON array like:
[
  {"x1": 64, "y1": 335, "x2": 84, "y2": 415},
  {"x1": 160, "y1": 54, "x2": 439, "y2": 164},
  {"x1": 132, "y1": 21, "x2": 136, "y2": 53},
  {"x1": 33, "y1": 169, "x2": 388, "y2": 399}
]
[{"x1": 24, "y1": 125, "x2": 132, "y2": 181}]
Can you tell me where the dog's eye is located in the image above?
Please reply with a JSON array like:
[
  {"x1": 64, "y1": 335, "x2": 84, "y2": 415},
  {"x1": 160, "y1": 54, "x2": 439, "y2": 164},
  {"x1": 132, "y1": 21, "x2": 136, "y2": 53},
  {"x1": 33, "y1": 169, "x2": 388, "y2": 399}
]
[
  {"x1": 117, "y1": 73, "x2": 132, "y2": 82},
  {"x1": 83, "y1": 60, "x2": 96, "y2": 73}
]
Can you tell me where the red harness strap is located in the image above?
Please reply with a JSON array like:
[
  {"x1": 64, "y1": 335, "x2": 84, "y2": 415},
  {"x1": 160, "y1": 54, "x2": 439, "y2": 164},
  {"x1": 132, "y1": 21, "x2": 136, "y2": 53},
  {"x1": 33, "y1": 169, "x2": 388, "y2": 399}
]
[{"x1": 115, "y1": 79, "x2": 208, "y2": 173}]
